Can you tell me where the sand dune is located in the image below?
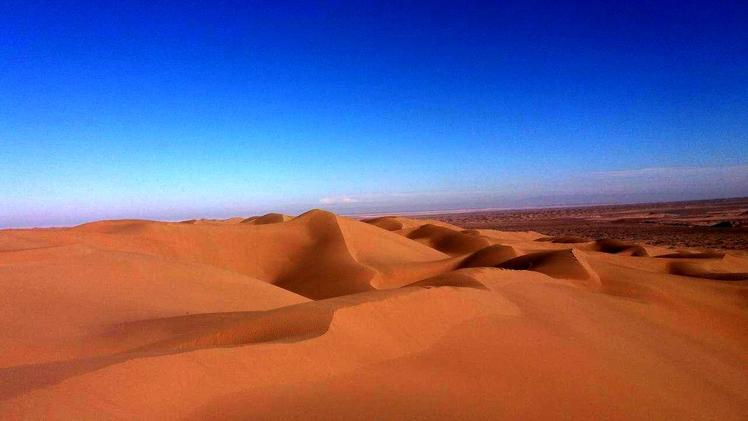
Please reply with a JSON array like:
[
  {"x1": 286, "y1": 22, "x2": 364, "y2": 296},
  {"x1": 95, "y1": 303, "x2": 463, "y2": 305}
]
[
  {"x1": 405, "y1": 223, "x2": 491, "y2": 255},
  {"x1": 240, "y1": 213, "x2": 292, "y2": 225},
  {"x1": 1, "y1": 210, "x2": 747, "y2": 419},
  {"x1": 460, "y1": 244, "x2": 518, "y2": 268}
]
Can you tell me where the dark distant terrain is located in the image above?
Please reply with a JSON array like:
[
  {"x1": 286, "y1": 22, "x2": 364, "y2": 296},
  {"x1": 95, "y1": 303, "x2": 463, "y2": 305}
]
[{"x1": 424, "y1": 197, "x2": 748, "y2": 251}]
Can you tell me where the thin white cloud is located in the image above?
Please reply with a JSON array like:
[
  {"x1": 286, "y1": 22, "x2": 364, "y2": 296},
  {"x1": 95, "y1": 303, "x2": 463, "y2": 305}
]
[
  {"x1": 591, "y1": 165, "x2": 748, "y2": 179},
  {"x1": 566, "y1": 165, "x2": 748, "y2": 197},
  {"x1": 312, "y1": 165, "x2": 748, "y2": 213},
  {"x1": 319, "y1": 196, "x2": 359, "y2": 205}
]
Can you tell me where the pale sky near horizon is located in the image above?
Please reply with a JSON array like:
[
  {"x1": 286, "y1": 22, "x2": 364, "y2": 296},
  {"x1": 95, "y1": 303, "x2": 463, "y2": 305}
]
[{"x1": 2, "y1": 1, "x2": 747, "y2": 227}]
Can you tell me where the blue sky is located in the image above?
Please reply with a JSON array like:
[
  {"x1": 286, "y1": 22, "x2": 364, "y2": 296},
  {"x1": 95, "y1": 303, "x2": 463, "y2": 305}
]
[{"x1": 1, "y1": 1, "x2": 747, "y2": 226}]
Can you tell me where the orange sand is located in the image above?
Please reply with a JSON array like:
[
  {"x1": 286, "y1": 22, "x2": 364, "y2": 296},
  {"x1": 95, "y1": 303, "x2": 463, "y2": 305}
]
[{"x1": 1, "y1": 210, "x2": 747, "y2": 419}]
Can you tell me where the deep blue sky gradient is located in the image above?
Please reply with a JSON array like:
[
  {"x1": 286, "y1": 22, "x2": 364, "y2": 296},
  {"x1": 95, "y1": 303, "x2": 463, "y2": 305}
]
[{"x1": 1, "y1": 1, "x2": 747, "y2": 226}]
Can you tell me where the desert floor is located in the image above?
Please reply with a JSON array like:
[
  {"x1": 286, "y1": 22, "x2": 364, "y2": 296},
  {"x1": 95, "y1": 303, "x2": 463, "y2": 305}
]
[
  {"x1": 1, "y1": 208, "x2": 747, "y2": 419},
  {"x1": 425, "y1": 197, "x2": 748, "y2": 250}
]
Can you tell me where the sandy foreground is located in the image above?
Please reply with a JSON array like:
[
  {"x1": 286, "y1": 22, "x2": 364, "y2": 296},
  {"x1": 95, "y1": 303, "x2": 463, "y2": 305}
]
[{"x1": 1, "y1": 209, "x2": 747, "y2": 420}]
